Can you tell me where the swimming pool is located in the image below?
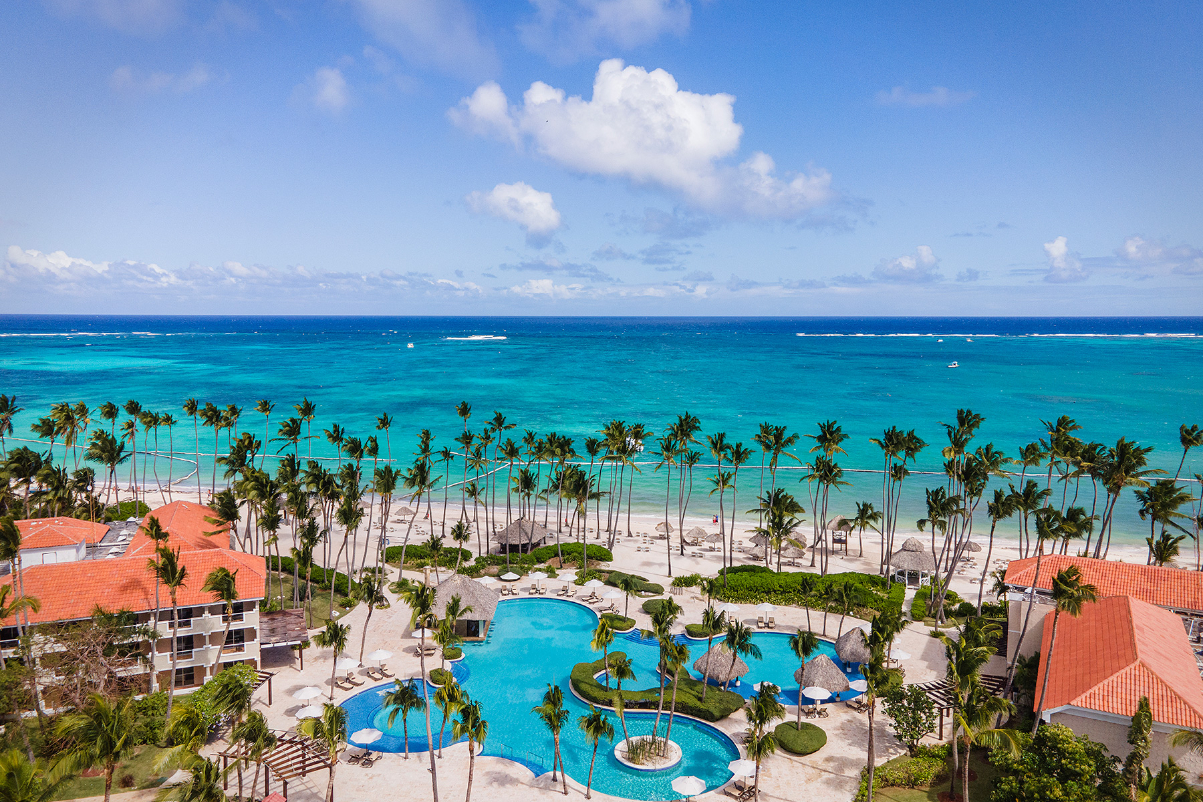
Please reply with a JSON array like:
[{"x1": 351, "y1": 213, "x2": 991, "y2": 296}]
[{"x1": 341, "y1": 599, "x2": 854, "y2": 800}]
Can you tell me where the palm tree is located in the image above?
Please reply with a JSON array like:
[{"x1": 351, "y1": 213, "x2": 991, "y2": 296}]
[
  {"x1": 1175, "y1": 424, "x2": 1203, "y2": 480},
  {"x1": 53, "y1": 693, "x2": 137, "y2": 802},
  {"x1": 182, "y1": 399, "x2": 201, "y2": 503},
  {"x1": 433, "y1": 679, "x2": 463, "y2": 758},
  {"x1": 230, "y1": 711, "x2": 274, "y2": 802},
  {"x1": 592, "y1": 618, "x2": 615, "y2": 688},
  {"x1": 1033, "y1": 566, "x2": 1099, "y2": 733},
  {"x1": 661, "y1": 639, "x2": 690, "y2": 752},
  {"x1": 384, "y1": 680, "x2": 426, "y2": 760},
  {"x1": 1136, "y1": 758, "x2": 1200, "y2": 802},
  {"x1": 0, "y1": 748, "x2": 67, "y2": 802},
  {"x1": 149, "y1": 547, "x2": 188, "y2": 719},
  {"x1": 314, "y1": 619, "x2": 351, "y2": 700},
  {"x1": 297, "y1": 704, "x2": 346, "y2": 802},
  {"x1": 532, "y1": 683, "x2": 569, "y2": 796},
  {"x1": 608, "y1": 656, "x2": 636, "y2": 743},
  {"x1": 578, "y1": 705, "x2": 614, "y2": 800},
  {"x1": 850, "y1": 501, "x2": 881, "y2": 559},
  {"x1": 744, "y1": 683, "x2": 785, "y2": 801},
  {"x1": 954, "y1": 686, "x2": 1019, "y2": 802},
  {"x1": 201, "y1": 566, "x2": 239, "y2": 675},
  {"x1": 176, "y1": 756, "x2": 225, "y2": 802},
  {"x1": 1136, "y1": 480, "x2": 1195, "y2": 564},
  {"x1": 788, "y1": 630, "x2": 819, "y2": 725},
  {"x1": 254, "y1": 400, "x2": 274, "y2": 471},
  {"x1": 400, "y1": 582, "x2": 440, "y2": 802},
  {"x1": 0, "y1": 395, "x2": 22, "y2": 459},
  {"x1": 451, "y1": 699, "x2": 488, "y2": 802},
  {"x1": 862, "y1": 614, "x2": 905, "y2": 802},
  {"x1": 722, "y1": 620, "x2": 762, "y2": 691},
  {"x1": 352, "y1": 573, "x2": 387, "y2": 662},
  {"x1": 157, "y1": 704, "x2": 208, "y2": 773},
  {"x1": 698, "y1": 606, "x2": 725, "y2": 702}
]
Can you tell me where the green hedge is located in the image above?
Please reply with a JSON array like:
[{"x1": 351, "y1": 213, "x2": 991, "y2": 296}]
[
  {"x1": 181, "y1": 663, "x2": 258, "y2": 730},
  {"x1": 104, "y1": 500, "x2": 151, "y2": 522},
  {"x1": 530, "y1": 543, "x2": 613, "y2": 564},
  {"x1": 715, "y1": 570, "x2": 905, "y2": 619},
  {"x1": 607, "y1": 571, "x2": 663, "y2": 596},
  {"x1": 718, "y1": 565, "x2": 773, "y2": 576},
  {"x1": 854, "y1": 745, "x2": 950, "y2": 801},
  {"x1": 671, "y1": 573, "x2": 703, "y2": 588},
  {"x1": 267, "y1": 556, "x2": 359, "y2": 596},
  {"x1": 569, "y1": 652, "x2": 745, "y2": 722},
  {"x1": 774, "y1": 722, "x2": 827, "y2": 755},
  {"x1": 384, "y1": 544, "x2": 472, "y2": 566},
  {"x1": 429, "y1": 668, "x2": 453, "y2": 686},
  {"x1": 600, "y1": 613, "x2": 635, "y2": 631},
  {"x1": 685, "y1": 623, "x2": 722, "y2": 639},
  {"x1": 443, "y1": 647, "x2": 462, "y2": 661}
]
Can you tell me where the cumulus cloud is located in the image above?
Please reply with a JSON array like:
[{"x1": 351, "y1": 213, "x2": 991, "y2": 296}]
[
  {"x1": 450, "y1": 59, "x2": 835, "y2": 220},
  {"x1": 466, "y1": 182, "x2": 562, "y2": 245},
  {"x1": 519, "y1": 0, "x2": 690, "y2": 63},
  {"x1": 876, "y1": 86, "x2": 976, "y2": 107},
  {"x1": 45, "y1": 0, "x2": 184, "y2": 34},
  {"x1": 348, "y1": 0, "x2": 496, "y2": 78},
  {"x1": 956, "y1": 267, "x2": 982, "y2": 282},
  {"x1": 295, "y1": 67, "x2": 349, "y2": 114},
  {"x1": 109, "y1": 63, "x2": 211, "y2": 94},
  {"x1": 872, "y1": 245, "x2": 941, "y2": 283},
  {"x1": 1116, "y1": 236, "x2": 1203, "y2": 275},
  {"x1": 1043, "y1": 236, "x2": 1087, "y2": 283}
]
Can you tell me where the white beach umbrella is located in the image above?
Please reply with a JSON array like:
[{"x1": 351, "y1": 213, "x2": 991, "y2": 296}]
[
  {"x1": 476, "y1": 576, "x2": 498, "y2": 585},
  {"x1": 365, "y1": 649, "x2": 392, "y2": 662},
  {"x1": 671, "y1": 775, "x2": 705, "y2": 798},
  {"x1": 889, "y1": 649, "x2": 912, "y2": 661},
  {"x1": 718, "y1": 603, "x2": 740, "y2": 615},
  {"x1": 558, "y1": 570, "x2": 578, "y2": 581},
  {"x1": 293, "y1": 686, "x2": 323, "y2": 701},
  {"x1": 603, "y1": 590, "x2": 623, "y2": 600},
  {"x1": 296, "y1": 705, "x2": 323, "y2": 719},
  {"x1": 351, "y1": 728, "x2": 383, "y2": 744},
  {"x1": 584, "y1": 579, "x2": 605, "y2": 589},
  {"x1": 411, "y1": 627, "x2": 436, "y2": 639},
  {"x1": 802, "y1": 686, "x2": 831, "y2": 701},
  {"x1": 755, "y1": 603, "x2": 776, "y2": 612},
  {"x1": 849, "y1": 679, "x2": 869, "y2": 693},
  {"x1": 500, "y1": 572, "x2": 521, "y2": 581},
  {"x1": 728, "y1": 759, "x2": 756, "y2": 777},
  {"x1": 335, "y1": 657, "x2": 361, "y2": 671},
  {"x1": 530, "y1": 571, "x2": 548, "y2": 580}
]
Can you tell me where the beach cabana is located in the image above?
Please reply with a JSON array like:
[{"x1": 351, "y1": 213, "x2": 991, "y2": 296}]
[
  {"x1": 494, "y1": 519, "x2": 551, "y2": 553},
  {"x1": 834, "y1": 627, "x2": 871, "y2": 667},
  {"x1": 890, "y1": 537, "x2": 937, "y2": 586},
  {"x1": 656, "y1": 521, "x2": 674, "y2": 534},
  {"x1": 434, "y1": 573, "x2": 500, "y2": 640},
  {"x1": 693, "y1": 645, "x2": 749, "y2": 687},
  {"x1": 685, "y1": 526, "x2": 709, "y2": 544},
  {"x1": 794, "y1": 654, "x2": 852, "y2": 694}
]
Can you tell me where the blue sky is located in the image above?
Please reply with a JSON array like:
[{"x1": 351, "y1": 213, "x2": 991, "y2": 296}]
[{"x1": 1, "y1": 0, "x2": 1201, "y2": 314}]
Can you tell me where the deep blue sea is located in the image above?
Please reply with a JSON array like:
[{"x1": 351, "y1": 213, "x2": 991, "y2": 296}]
[{"x1": 2, "y1": 316, "x2": 1201, "y2": 544}]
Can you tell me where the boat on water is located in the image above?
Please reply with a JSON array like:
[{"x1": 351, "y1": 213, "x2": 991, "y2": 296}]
[
  {"x1": 947, "y1": 361, "x2": 959, "y2": 368},
  {"x1": 407, "y1": 343, "x2": 414, "y2": 348}
]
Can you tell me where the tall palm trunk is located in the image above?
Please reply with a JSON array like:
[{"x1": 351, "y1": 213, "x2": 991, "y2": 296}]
[
  {"x1": 166, "y1": 592, "x2": 179, "y2": 718},
  {"x1": 419, "y1": 638, "x2": 440, "y2": 802},
  {"x1": 866, "y1": 697, "x2": 877, "y2": 802},
  {"x1": 465, "y1": 739, "x2": 477, "y2": 802},
  {"x1": 193, "y1": 415, "x2": 201, "y2": 503}
]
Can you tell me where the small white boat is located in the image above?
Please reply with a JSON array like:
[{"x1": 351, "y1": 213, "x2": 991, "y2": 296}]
[
  {"x1": 407, "y1": 343, "x2": 414, "y2": 349},
  {"x1": 947, "y1": 361, "x2": 959, "y2": 368},
  {"x1": 937, "y1": 339, "x2": 943, "y2": 343}
]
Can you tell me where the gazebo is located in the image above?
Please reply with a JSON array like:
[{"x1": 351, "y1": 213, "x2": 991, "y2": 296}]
[
  {"x1": 494, "y1": 519, "x2": 551, "y2": 553},
  {"x1": 834, "y1": 627, "x2": 872, "y2": 668},
  {"x1": 434, "y1": 573, "x2": 500, "y2": 640},
  {"x1": 794, "y1": 653, "x2": 852, "y2": 694},
  {"x1": 693, "y1": 645, "x2": 749, "y2": 687},
  {"x1": 890, "y1": 537, "x2": 937, "y2": 586}
]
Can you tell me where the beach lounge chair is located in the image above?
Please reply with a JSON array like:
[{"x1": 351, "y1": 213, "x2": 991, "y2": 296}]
[
  {"x1": 345, "y1": 673, "x2": 365, "y2": 686},
  {"x1": 359, "y1": 752, "x2": 378, "y2": 767},
  {"x1": 567, "y1": 586, "x2": 577, "y2": 597},
  {"x1": 768, "y1": 615, "x2": 776, "y2": 629},
  {"x1": 817, "y1": 705, "x2": 830, "y2": 718},
  {"x1": 334, "y1": 678, "x2": 354, "y2": 691},
  {"x1": 378, "y1": 664, "x2": 394, "y2": 678},
  {"x1": 346, "y1": 749, "x2": 364, "y2": 765},
  {"x1": 364, "y1": 666, "x2": 385, "y2": 681},
  {"x1": 756, "y1": 614, "x2": 765, "y2": 629}
]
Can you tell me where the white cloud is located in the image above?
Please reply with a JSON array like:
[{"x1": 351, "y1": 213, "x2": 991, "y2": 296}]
[
  {"x1": 466, "y1": 182, "x2": 562, "y2": 243},
  {"x1": 348, "y1": 0, "x2": 496, "y2": 78},
  {"x1": 872, "y1": 245, "x2": 941, "y2": 283},
  {"x1": 450, "y1": 59, "x2": 834, "y2": 220},
  {"x1": 298, "y1": 67, "x2": 349, "y2": 114},
  {"x1": 519, "y1": 0, "x2": 690, "y2": 63},
  {"x1": 109, "y1": 63, "x2": 211, "y2": 94},
  {"x1": 45, "y1": 0, "x2": 184, "y2": 34},
  {"x1": 1043, "y1": 236, "x2": 1087, "y2": 283},
  {"x1": 1116, "y1": 236, "x2": 1203, "y2": 275},
  {"x1": 876, "y1": 86, "x2": 976, "y2": 108}
]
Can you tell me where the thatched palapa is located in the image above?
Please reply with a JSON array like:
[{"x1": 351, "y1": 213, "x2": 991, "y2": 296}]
[
  {"x1": 434, "y1": 573, "x2": 500, "y2": 639},
  {"x1": 686, "y1": 526, "x2": 709, "y2": 540},
  {"x1": 793, "y1": 653, "x2": 852, "y2": 692},
  {"x1": 890, "y1": 537, "x2": 937, "y2": 572},
  {"x1": 494, "y1": 518, "x2": 551, "y2": 551},
  {"x1": 693, "y1": 645, "x2": 749, "y2": 685},
  {"x1": 834, "y1": 627, "x2": 871, "y2": 665}
]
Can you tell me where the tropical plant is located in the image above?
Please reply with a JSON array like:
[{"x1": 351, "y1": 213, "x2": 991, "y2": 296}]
[
  {"x1": 578, "y1": 705, "x2": 614, "y2": 800},
  {"x1": 352, "y1": 573, "x2": 388, "y2": 662},
  {"x1": 384, "y1": 680, "x2": 426, "y2": 760},
  {"x1": 451, "y1": 699, "x2": 488, "y2": 802},
  {"x1": 53, "y1": 693, "x2": 138, "y2": 802},
  {"x1": 532, "y1": 683, "x2": 569, "y2": 796},
  {"x1": 297, "y1": 704, "x2": 346, "y2": 802},
  {"x1": 744, "y1": 682, "x2": 785, "y2": 801},
  {"x1": 399, "y1": 582, "x2": 440, "y2": 801},
  {"x1": 787, "y1": 629, "x2": 819, "y2": 726},
  {"x1": 230, "y1": 711, "x2": 275, "y2": 802},
  {"x1": 201, "y1": 566, "x2": 239, "y2": 675},
  {"x1": 313, "y1": 619, "x2": 351, "y2": 701},
  {"x1": 176, "y1": 755, "x2": 225, "y2": 802},
  {"x1": 881, "y1": 684, "x2": 937, "y2": 756},
  {"x1": 149, "y1": 546, "x2": 188, "y2": 719},
  {"x1": 722, "y1": 619, "x2": 763, "y2": 691},
  {"x1": 592, "y1": 618, "x2": 615, "y2": 689},
  {"x1": 1125, "y1": 696, "x2": 1153, "y2": 798},
  {"x1": 1033, "y1": 566, "x2": 1099, "y2": 733}
]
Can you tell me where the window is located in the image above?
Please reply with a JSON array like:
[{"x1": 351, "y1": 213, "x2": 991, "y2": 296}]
[
  {"x1": 1, "y1": 627, "x2": 18, "y2": 649},
  {"x1": 223, "y1": 629, "x2": 246, "y2": 653},
  {"x1": 175, "y1": 635, "x2": 195, "y2": 660},
  {"x1": 223, "y1": 601, "x2": 245, "y2": 624},
  {"x1": 167, "y1": 607, "x2": 194, "y2": 628},
  {"x1": 174, "y1": 666, "x2": 196, "y2": 687}
]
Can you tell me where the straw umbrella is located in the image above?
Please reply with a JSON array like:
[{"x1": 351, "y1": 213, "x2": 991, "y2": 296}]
[
  {"x1": 834, "y1": 627, "x2": 871, "y2": 667},
  {"x1": 794, "y1": 654, "x2": 851, "y2": 695},
  {"x1": 693, "y1": 646, "x2": 749, "y2": 686}
]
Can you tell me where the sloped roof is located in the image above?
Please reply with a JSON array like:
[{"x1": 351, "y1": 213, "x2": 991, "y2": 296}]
[
  {"x1": 494, "y1": 519, "x2": 551, "y2": 546},
  {"x1": 693, "y1": 644, "x2": 749, "y2": 683},
  {"x1": 1005, "y1": 555, "x2": 1203, "y2": 613},
  {"x1": 16, "y1": 517, "x2": 109, "y2": 550},
  {"x1": 125, "y1": 501, "x2": 230, "y2": 557},
  {"x1": 434, "y1": 573, "x2": 500, "y2": 621},
  {"x1": 834, "y1": 627, "x2": 872, "y2": 665},
  {"x1": 1034, "y1": 595, "x2": 1203, "y2": 729}
]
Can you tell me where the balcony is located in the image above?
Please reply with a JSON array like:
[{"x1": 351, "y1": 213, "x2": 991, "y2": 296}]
[{"x1": 221, "y1": 644, "x2": 246, "y2": 655}]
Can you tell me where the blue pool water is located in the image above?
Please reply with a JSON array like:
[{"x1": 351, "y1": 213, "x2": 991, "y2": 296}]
[{"x1": 341, "y1": 598, "x2": 869, "y2": 800}]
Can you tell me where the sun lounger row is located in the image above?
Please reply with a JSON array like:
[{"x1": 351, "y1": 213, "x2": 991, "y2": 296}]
[
  {"x1": 756, "y1": 615, "x2": 776, "y2": 629},
  {"x1": 800, "y1": 704, "x2": 830, "y2": 719},
  {"x1": 347, "y1": 749, "x2": 381, "y2": 767}
]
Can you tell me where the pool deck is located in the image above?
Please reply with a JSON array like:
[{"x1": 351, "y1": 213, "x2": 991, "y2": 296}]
[{"x1": 226, "y1": 533, "x2": 982, "y2": 802}]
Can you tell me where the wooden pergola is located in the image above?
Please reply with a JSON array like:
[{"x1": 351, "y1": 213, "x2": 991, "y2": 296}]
[
  {"x1": 910, "y1": 673, "x2": 1007, "y2": 739},
  {"x1": 252, "y1": 669, "x2": 276, "y2": 705},
  {"x1": 218, "y1": 731, "x2": 334, "y2": 802}
]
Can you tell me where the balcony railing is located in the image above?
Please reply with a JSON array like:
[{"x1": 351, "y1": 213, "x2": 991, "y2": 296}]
[{"x1": 222, "y1": 644, "x2": 246, "y2": 655}]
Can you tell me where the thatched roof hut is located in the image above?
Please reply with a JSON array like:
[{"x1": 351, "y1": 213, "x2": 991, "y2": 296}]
[
  {"x1": 962, "y1": 539, "x2": 982, "y2": 553},
  {"x1": 656, "y1": 521, "x2": 674, "y2": 533},
  {"x1": 827, "y1": 516, "x2": 853, "y2": 531},
  {"x1": 793, "y1": 653, "x2": 851, "y2": 692},
  {"x1": 890, "y1": 537, "x2": 937, "y2": 572},
  {"x1": 494, "y1": 519, "x2": 551, "y2": 550},
  {"x1": 704, "y1": 531, "x2": 724, "y2": 543},
  {"x1": 748, "y1": 532, "x2": 770, "y2": 547},
  {"x1": 686, "y1": 526, "x2": 709, "y2": 540},
  {"x1": 434, "y1": 573, "x2": 500, "y2": 633},
  {"x1": 834, "y1": 627, "x2": 871, "y2": 665},
  {"x1": 693, "y1": 645, "x2": 749, "y2": 684}
]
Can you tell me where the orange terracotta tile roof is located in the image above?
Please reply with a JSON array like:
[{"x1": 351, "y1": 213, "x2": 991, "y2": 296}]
[
  {"x1": 2, "y1": 503, "x2": 262, "y2": 627},
  {"x1": 1005, "y1": 555, "x2": 1203, "y2": 612},
  {"x1": 1034, "y1": 595, "x2": 1203, "y2": 729},
  {"x1": 16, "y1": 518, "x2": 109, "y2": 550}
]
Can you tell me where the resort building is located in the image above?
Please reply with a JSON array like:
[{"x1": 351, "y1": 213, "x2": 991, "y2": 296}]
[
  {"x1": 1034, "y1": 595, "x2": 1203, "y2": 773},
  {"x1": 1, "y1": 501, "x2": 267, "y2": 697},
  {"x1": 1002, "y1": 555, "x2": 1203, "y2": 662},
  {"x1": 434, "y1": 573, "x2": 499, "y2": 640}
]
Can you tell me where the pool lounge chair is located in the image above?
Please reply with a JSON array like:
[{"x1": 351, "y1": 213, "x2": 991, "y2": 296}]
[
  {"x1": 334, "y1": 678, "x2": 354, "y2": 691},
  {"x1": 359, "y1": 752, "x2": 379, "y2": 767},
  {"x1": 364, "y1": 666, "x2": 385, "y2": 681},
  {"x1": 378, "y1": 664, "x2": 394, "y2": 678},
  {"x1": 767, "y1": 615, "x2": 776, "y2": 629},
  {"x1": 346, "y1": 749, "x2": 365, "y2": 765},
  {"x1": 345, "y1": 672, "x2": 364, "y2": 686},
  {"x1": 756, "y1": 614, "x2": 765, "y2": 629}
]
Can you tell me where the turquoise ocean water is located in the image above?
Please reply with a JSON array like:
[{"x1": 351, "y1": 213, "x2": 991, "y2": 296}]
[{"x1": 2, "y1": 316, "x2": 1201, "y2": 545}]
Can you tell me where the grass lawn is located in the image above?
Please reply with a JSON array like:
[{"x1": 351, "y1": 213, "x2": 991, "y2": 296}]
[
  {"x1": 266, "y1": 571, "x2": 357, "y2": 628},
  {"x1": 54, "y1": 745, "x2": 175, "y2": 800},
  {"x1": 875, "y1": 752, "x2": 999, "y2": 802}
]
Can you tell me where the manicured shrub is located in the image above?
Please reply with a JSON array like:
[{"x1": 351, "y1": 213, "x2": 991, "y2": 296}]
[
  {"x1": 267, "y1": 556, "x2": 359, "y2": 596},
  {"x1": 685, "y1": 623, "x2": 721, "y2": 639},
  {"x1": 671, "y1": 573, "x2": 703, "y2": 588},
  {"x1": 383, "y1": 545, "x2": 471, "y2": 567},
  {"x1": 443, "y1": 647, "x2": 462, "y2": 661},
  {"x1": 530, "y1": 543, "x2": 613, "y2": 564},
  {"x1": 714, "y1": 570, "x2": 904, "y2": 619},
  {"x1": 570, "y1": 653, "x2": 745, "y2": 722},
  {"x1": 608, "y1": 571, "x2": 663, "y2": 596},
  {"x1": 956, "y1": 601, "x2": 978, "y2": 618},
  {"x1": 429, "y1": 668, "x2": 453, "y2": 686},
  {"x1": 600, "y1": 613, "x2": 635, "y2": 631},
  {"x1": 910, "y1": 586, "x2": 963, "y2": 620},
  {"x1": 774, "y1": 722, "x2": 827, "y2": 755}
]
